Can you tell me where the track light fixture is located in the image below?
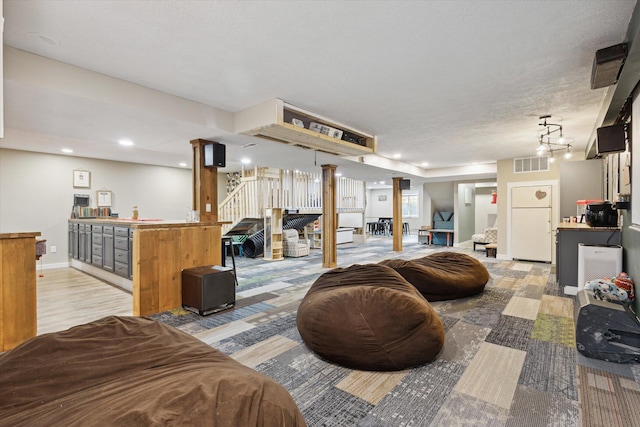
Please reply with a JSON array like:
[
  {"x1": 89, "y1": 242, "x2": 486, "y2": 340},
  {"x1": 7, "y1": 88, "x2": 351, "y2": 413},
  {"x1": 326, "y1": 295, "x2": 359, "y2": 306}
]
[{"x1": 536, "y1": 115, "x2": 572, "y2": 160}]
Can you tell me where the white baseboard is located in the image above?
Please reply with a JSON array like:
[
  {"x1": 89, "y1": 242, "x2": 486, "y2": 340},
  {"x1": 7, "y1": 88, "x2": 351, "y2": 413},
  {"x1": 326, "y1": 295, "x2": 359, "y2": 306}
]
[
  {"x1": 69, "y1": 259, "x2": 133, "y2": 293},
  {"x1": 35, "y1": 261, "x2": 70, "y2": 270}
]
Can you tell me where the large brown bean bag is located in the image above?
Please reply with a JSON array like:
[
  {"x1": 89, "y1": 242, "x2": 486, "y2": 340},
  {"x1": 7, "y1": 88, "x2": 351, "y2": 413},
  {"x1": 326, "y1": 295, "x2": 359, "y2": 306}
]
[
  {"x1": 0, "y1": 316, "x2": 306, "y2": 426},
  {"x1": 380, "y1": 252, "x2": 489, "y2": 301},
  {"x1": 296, "y1": 264, "x2": 444, "y2": 371}
]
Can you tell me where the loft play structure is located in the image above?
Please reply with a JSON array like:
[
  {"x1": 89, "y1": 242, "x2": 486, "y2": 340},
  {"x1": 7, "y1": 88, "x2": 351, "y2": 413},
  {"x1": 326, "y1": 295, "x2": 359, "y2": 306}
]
[{"x1": 218, "y1": 166, "x2": 366, "y2": 259}]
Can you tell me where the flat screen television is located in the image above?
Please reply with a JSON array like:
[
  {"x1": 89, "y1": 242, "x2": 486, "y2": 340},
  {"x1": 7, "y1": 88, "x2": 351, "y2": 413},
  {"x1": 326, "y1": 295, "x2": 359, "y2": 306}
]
[
  {"x1": 596, "y1": 124, "x2": 626, "y2": 155},
  {"x1": 203, "y1": 142, "x2": 226, "y2": 168}
]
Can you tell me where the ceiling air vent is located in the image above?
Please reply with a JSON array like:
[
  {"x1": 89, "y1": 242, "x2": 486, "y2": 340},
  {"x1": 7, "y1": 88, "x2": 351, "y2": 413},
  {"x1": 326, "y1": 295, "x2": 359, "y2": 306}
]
[{"x1": 514, "y1": 156, "x2": 549, "y2": 174}]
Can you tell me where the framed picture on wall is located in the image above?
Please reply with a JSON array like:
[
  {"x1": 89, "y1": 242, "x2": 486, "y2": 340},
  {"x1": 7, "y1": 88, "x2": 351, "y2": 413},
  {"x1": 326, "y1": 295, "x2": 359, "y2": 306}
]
[
  {"x1": 73, "y1": 170, "x2": 91, "y2": 188},
  {"x1": 97, "y1": 190, "x2": 112, "y2": 207},
  {"x1": 378, "y1": 195, "x2": 387, "y2": 201}
]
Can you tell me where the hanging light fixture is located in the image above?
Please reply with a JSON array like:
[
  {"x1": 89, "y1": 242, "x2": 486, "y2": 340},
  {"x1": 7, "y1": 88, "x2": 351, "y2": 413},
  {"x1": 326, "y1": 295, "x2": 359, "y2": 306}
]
[{"x1": 536, "y1": 115, "x2": 572, "y2": 160}]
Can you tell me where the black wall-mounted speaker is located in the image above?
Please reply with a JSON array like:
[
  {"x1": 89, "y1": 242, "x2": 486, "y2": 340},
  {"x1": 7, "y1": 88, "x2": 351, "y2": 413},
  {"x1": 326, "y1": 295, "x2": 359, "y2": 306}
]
[
  {"x1": 591, "y1": 43, "x2": 627, "y2": 90},
  {"x1": 399, "y1": 179, "x2": 411, "y2": 190},
  {"x1": 203, "y1": 142, "x2": 226, "y2": 168}
]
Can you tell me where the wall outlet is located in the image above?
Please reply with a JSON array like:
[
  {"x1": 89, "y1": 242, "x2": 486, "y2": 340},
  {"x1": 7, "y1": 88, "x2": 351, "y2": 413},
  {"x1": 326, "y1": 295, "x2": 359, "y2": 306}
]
[{"x1": 51, "y1": 246, "x2": 57, "y2": 253}]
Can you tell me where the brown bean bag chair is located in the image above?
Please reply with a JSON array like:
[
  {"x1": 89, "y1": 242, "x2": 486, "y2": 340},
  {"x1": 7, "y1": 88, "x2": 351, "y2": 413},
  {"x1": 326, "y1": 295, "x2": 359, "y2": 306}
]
[
  {"x1": 0, "y1": 316, "x2": 306, "y2": 426},
  {"x1": 380, "y1": 252, "x2": 489, "y2": 301},
  {"x1": 296, "y1": 264, "x2": 444, "y2": 371}
]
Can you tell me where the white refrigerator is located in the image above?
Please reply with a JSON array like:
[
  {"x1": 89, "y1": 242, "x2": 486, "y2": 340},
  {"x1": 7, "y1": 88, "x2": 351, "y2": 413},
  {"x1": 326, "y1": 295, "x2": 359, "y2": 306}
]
[{"x1": 511, "y1": 185, "x2": 552, "y2": 262}]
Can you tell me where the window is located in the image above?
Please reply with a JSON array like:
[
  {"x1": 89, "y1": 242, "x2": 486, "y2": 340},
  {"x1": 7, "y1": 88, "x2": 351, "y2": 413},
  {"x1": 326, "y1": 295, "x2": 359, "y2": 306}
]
[{"x1": 402, "y1": 191, "x2": 419, "y2": 218}]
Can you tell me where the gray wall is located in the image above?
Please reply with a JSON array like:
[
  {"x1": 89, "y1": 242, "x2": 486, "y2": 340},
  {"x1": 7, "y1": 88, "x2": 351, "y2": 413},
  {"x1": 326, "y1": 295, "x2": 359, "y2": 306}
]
[
  {"x1": 619, "y1": 210, "x2": 640, "y2": 314},
  {"x1": 560, "y1": 158, "x2": 603, "y2": 219},
  {"x1": 0, "y1": 149, "x2": 193, "y2": 267},
  {"x1": 475, "y1": 186, "x2": 498, "y2": 232},
  {"x1": 424, "y1": 181, "x2": 455, "y2": 223},
  {"x1": 456, "y1": 183, "x2": 475, "y2": 242}
]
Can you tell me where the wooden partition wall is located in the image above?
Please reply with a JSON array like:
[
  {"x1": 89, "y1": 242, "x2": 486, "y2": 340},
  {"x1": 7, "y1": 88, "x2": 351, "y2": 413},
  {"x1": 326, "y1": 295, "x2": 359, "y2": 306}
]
[
  {"x1": 132, "y1": 222, "x2": 222, "y2": 316},
  {"x1": 0, "y1": 232, "x2": 40, "y2": 351}
]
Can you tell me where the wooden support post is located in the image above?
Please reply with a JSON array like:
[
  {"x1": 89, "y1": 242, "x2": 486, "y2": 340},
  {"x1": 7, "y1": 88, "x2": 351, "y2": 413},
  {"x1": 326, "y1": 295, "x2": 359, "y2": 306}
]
[
  {"x1": 392, "y1": 177, "x2": 403, "y2": 252},
  {"x1": 321, "y1": 164, "x2": 337, "y2": 268},
  {"x1": 190, "y1": 139, "x2": 219, "y2": 222}
]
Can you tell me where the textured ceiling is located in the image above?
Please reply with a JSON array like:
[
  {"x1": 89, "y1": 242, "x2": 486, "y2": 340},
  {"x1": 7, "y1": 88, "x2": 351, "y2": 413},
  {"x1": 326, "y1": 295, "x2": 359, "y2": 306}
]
[{"x1": 1, "y1": 0, "x2": 637, "y2": 184}]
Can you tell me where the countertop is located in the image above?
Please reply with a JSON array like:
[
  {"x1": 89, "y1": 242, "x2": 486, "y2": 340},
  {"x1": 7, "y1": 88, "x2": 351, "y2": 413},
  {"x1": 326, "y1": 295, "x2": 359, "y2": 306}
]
[
  {"x1": 69, "y1": 218, "x2": 230, "y2": 229},
  {"x1": 556, "y1": 222, "x2": 619, "y2": 231},
  {"x1": 0, "y1": 232, "x2": 41, "y2": 239}
]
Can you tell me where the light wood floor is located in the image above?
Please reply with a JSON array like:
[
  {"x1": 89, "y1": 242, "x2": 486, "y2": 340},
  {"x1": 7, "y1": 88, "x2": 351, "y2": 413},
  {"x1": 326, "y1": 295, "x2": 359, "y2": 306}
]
[{"x1": 36, "y1": 268, "x2": 132, "y2": 335}]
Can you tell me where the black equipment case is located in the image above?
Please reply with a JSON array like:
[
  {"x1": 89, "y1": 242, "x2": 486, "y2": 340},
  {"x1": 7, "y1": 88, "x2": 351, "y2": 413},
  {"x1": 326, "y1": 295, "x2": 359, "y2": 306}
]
[{"x1": 575, "y1": 289, "x2": 640, "y2": 363}]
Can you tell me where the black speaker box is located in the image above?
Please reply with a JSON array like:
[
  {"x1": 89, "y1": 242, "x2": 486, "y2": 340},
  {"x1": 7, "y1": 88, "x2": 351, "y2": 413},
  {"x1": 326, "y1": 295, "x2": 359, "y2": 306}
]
[
  {"x1": 591, "y1": 43, "x2": 627, "y2": 89},
  {"x1": 399, "y1": 179, "x2": 410, "y2": 190},
  {"x1": 203, "y1": 143, "x2": 226, "y2": 168},
  {"x1": 181, "y1": 265, "x2": 235, "y2": 315},
  {"x1": 575, "y1": 290, "x2": 640, "y2": 363}
]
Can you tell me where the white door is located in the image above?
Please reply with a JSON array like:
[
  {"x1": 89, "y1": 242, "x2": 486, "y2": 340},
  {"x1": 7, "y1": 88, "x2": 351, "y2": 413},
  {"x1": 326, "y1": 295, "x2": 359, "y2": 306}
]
[
  {"x1": 511, "y1": 207, "x2": 552, "y2": 262},
  {"x1": 510, "y1": 185, "x2": 553, "y2": 262},
  {"x1": 512, "y1": 185, "x2": 552, "y2": 208}
]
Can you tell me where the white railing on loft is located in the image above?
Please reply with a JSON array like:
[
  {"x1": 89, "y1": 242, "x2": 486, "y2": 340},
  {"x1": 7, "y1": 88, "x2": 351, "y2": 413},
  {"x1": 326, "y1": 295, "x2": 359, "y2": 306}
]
[{"x1": 218, "y1": 166, "x2": 366, "y2": 233}]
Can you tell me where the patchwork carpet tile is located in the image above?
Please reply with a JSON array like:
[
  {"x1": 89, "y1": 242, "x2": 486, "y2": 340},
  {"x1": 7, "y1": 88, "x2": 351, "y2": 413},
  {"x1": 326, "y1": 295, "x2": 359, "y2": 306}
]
[
  {"x1": 462, "y1": 287, "x2": 516, "y2": 327},
  {"x1": 506, "y1": 385, "x2": 578, "y2": 427},
  {"x1": 438, "y1": 320, "x2": 491, "y2": 365},
  {"x1": 336, "y1": 370, "x2": 409, "y2": 405},
  {"x1": 360, "y1": 359, "x2": 467, "y2": 426},
  {"x1": 531, "y1": 312, "x2": 576, "y2": 347},
  {"x1": 578, "y1": 364, "x2": 640, "y2": 427},
  {"x1": 518, "y1": 339, "x2": 577, "y2": 401},
  {"x1": 502, "y1": 296, "x2": 542, "y2": 321},
  {"x1": 514, "y1": 283, "x2": 545, "y2": 299},
  {"x1": 538, "y1": 294, "x2": 574, "y2": 318},
  {"x1": 430, "y1": 391, "x2": 508, "y2": 427},
  {"x1": 485, "y1": 315, "x2": 535, "y2": 352},
  {"x1": 454, "y1": 342, "x2": 526, "y2": 409}
]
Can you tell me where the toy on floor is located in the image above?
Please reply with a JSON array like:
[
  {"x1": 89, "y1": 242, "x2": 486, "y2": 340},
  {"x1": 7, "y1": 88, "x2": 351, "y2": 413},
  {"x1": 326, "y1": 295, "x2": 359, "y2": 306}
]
[{"x1": 585, "y1": 272, "x2": 635, "y2": 303}]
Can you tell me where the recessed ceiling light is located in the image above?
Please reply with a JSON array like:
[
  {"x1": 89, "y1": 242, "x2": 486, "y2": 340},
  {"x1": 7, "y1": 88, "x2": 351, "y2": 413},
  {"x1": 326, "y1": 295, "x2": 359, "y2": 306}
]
[
  {"x1": 179, "y1": 162, "x2": 188, "y2": 168},
  {"x1": 241, "y1": 157, "x2": 251, "y2": 164},
  {"x1": 118, "y1": 139, "x2": 134, "y2": 146},
  {"x1": 393, "y1": 153, "x2": 401, "y2": 159},
  {"x1": 61, "y1": 148, "x2": 73, "y2": 154},
  {"x1": 421, "y1": 162, "x2": 428, "y2": 167},
  {"x1": 27, "y1": 32, "x2": 60, "y2": 47}
]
